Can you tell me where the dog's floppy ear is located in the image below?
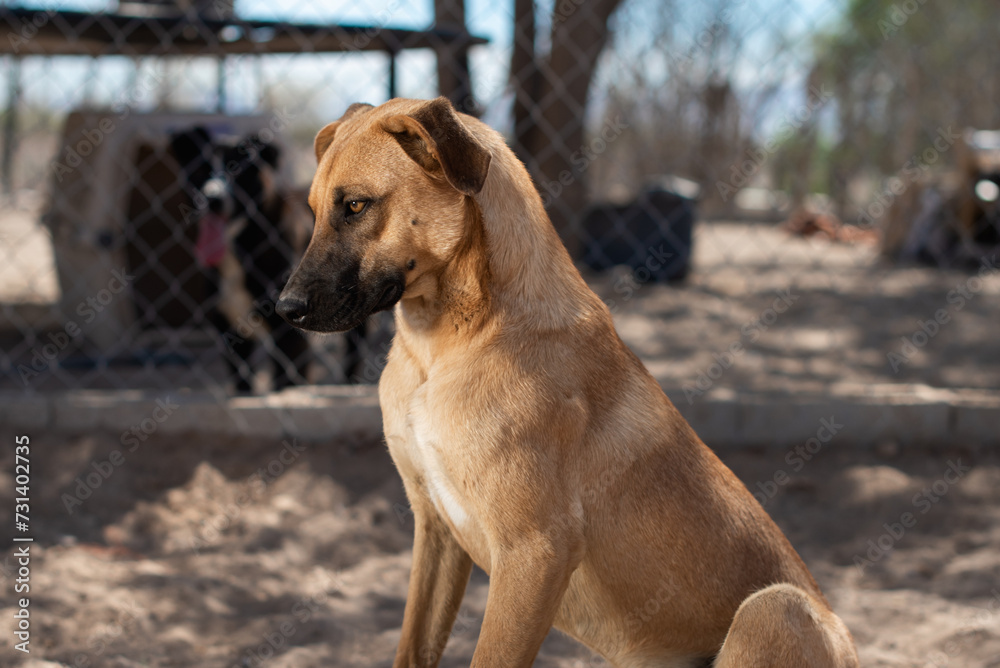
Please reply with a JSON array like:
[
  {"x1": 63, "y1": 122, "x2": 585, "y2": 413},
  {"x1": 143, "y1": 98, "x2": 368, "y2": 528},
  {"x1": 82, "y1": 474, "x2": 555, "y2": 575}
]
[
  {"x1": 381, "y1": 97, "x2": 491, "y2": 196},
  {"x1": 314, "y1": 102, "x2": 374, "y2": 163}
]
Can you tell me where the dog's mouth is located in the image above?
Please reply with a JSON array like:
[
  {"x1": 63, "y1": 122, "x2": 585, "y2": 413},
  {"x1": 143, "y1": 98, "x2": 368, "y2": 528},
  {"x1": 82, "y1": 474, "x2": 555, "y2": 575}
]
[
  {"x1": 373, "y1": 280, "x2": 404, "y2": 314},
  {"x1": 193, "y1": 211, "x2": 229, "y2": 268},
  {"x1": 278, "y1": 271, "x2": 405, "y2": 333}
]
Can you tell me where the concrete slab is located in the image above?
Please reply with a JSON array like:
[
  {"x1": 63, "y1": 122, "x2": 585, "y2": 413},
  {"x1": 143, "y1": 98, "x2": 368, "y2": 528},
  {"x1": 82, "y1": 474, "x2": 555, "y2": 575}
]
[
  {"x1": 0, "y1": 390, "x2": 51, "y2": 431},
  {"x1": 3, "y1": 383, "x2": 998, "y2": 450}
]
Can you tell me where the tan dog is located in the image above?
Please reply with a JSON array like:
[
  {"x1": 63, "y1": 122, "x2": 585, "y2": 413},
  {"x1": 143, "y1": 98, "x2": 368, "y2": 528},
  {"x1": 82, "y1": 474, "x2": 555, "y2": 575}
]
[{"x1": 277, "y1": 97, "x2": 860, "y2": 668}]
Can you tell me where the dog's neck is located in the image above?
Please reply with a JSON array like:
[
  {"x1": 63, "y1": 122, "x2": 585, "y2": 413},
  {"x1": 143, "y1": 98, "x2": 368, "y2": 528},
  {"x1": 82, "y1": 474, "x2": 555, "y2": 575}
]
[
  {"x1": 395, "y1": 137, "x2": 601, "y2": 366},
  {"x1": 474, "y1": 141, "x2": 595, "y2": 324}
]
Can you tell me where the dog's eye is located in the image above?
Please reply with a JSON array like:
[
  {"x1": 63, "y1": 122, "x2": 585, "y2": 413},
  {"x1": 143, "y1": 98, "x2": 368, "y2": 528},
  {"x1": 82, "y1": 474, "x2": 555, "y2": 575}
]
[{"x1": 346, "y1": 200, "x2": 367, "y2": 215}]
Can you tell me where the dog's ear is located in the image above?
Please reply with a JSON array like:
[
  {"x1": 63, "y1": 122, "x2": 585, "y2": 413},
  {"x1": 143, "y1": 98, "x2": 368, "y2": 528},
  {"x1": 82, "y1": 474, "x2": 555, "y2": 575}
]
[
  {"x1": 169, "y1": 126, "x2": 214, "y2": 188},
  {"x1": 381, "y1": 97, "x2": 491, "y2": 196},
  {"x1": 314, "y1": 102, "x2": 374, "y2": 163}
]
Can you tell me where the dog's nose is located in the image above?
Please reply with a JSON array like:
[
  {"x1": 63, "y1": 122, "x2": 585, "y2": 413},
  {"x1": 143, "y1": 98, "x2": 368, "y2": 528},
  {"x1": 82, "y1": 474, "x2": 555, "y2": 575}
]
[{"x1": 276, "y1": 295, "x2": 310, "y2": 325}]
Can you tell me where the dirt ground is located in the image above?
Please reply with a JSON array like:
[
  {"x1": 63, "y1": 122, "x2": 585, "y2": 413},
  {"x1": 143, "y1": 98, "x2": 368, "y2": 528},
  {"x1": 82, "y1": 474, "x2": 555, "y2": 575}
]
[
  {"x1": 596, "y1": 223, "x2": 1000, "y2": 396},
  {"x1": 1, "y1": 429, "x2": 999, "y2": 667}
]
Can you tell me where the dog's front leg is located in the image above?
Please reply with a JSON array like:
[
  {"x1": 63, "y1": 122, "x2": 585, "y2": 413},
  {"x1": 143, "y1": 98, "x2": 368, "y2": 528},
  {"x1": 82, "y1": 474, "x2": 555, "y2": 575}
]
[
  {"x1": 470, "y1": 529, "x2": 583, "y2": 667},
  {"x1": 394, "y1": 503, "x2": 473, "y2": 668}
]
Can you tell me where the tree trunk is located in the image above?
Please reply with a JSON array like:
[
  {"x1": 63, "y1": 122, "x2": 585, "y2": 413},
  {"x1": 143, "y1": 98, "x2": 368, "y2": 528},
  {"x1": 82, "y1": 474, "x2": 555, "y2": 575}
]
[
  {"x1": 510, "y1": 0, "x2": 624, "y2": 255},
  {"x1": 434, "y1": 0, "x2": 476, "y2": 114},
  {"x1": 510, "y1": 0, "x2": 538, "y2": 168}
]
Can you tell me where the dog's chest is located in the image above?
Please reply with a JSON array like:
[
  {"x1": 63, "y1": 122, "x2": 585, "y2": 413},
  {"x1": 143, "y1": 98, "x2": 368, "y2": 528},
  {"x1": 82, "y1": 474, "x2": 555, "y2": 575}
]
[{"x1": 403, "y1": 396, "x2": 476, "y2": 534}]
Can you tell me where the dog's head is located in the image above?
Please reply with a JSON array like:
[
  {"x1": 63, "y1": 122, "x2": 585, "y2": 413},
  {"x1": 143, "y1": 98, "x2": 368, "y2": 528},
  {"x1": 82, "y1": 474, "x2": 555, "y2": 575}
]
[
  {"x1": 169, "y1": 127, "x2": 283, "y2": 230},
  {"x1": 222, "y1": 137, "x2": 282, "y2": 222},
  {"x1": 275, "y1": 97, "x2": 492, "y2": 332}
]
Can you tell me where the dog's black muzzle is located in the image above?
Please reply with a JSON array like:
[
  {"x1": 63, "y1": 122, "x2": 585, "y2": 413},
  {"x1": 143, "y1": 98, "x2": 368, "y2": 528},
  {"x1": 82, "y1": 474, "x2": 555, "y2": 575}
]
[{"x1": 277, "y1": 258, "x2": 405, "y2": 333}]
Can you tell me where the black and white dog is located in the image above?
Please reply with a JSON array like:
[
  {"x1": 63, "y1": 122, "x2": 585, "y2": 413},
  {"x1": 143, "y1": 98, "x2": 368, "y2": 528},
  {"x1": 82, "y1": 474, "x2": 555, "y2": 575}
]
[{"x1": 170, "y1": 127, "x2": 311, "y2": 392}]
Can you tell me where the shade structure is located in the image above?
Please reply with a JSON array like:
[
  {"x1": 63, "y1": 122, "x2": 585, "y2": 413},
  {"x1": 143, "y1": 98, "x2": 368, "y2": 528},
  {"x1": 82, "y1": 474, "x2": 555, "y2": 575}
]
[{"x1": 0, "y1": 7, "x2": 487, "y2": 57}]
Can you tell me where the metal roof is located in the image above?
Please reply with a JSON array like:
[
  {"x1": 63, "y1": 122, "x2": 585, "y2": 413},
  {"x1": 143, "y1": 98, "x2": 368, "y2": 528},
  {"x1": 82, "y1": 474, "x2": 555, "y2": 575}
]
[{"x1": 0, "y1": 7, "x2": 487, "y2": 56}]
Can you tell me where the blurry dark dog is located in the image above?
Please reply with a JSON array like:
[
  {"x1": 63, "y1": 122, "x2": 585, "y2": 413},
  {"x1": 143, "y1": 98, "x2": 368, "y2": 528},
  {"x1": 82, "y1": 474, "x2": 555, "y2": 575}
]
[{"x1": 170, "y1": 127, "x2": 311, "y2": 392}]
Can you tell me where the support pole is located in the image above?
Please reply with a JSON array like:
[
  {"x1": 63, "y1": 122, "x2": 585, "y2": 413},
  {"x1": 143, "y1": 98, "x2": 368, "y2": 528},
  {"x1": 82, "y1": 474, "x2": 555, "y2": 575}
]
[
  {"x1": 434, "y1": 0, "x2": 475, "y2": 113},
  {"x1": 216, "y1": 56, "x2": 226, "y2": 113},
  {"x1": 255, "y1": 53, "x2": 266, "y2": 110},
  {"x1": 2, "y1": 57, "x2": 21, "y2": 197},
  {"x1": 388, "y1": 50, "x2": 397, "y2": 100}
]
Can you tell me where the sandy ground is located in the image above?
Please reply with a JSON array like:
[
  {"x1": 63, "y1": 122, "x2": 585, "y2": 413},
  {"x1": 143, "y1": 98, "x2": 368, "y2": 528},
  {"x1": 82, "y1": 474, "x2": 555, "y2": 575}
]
[
  {"x1": 1, "y1": 429, "x2": 999, "y2": 667},
  {"x1": 593, "y1": 223, "x2": 1000, "y2": 395}
]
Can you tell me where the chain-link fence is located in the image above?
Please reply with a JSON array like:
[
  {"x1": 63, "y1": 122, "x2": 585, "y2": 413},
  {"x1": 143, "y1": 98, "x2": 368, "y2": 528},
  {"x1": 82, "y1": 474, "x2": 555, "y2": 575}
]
[
  {"x1": 4, "y1": 4, "x2": 1000, "y2": 667},
  {"x1": 1, "y1": 0, "x2": 999, "y2": 397}
]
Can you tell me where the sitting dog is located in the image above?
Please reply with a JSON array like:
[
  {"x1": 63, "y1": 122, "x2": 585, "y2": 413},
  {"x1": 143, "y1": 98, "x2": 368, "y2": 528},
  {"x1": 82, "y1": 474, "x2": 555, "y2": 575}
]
[
  {"x1": 277, "y1": 98, "x2": 860, "y2": 667},
  {"x1": 170, "y1": 127, "x2": 310, "y2": 392}
]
